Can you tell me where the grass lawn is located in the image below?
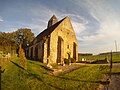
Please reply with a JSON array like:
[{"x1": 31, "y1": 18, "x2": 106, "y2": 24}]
[
  {"x1": 78, "y1": 53, "x2": 120, "y2": 63},
  {"x1": 1, "y1": 57, "x2": 110, "y2": 90}
]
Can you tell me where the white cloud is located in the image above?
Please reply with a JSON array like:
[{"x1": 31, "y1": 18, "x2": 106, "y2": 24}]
[
  {"x1": 71, "y1": 0, "x2": 120, "y2": 54},
  {"x1": 0, "y1": 16, "x2": 4, "y2": 22},
  {"x1": 29, "y1": 4, "x2": 64, "y2": 21},
  {"x1": 26, "y1": 5, "x2": 64, "y2": 36},
  {"x1": 59, "y1": 13, "x2": 88, "y2": 37},
  {"x1": 1, "y1": 0, "x2": 120, "y2": 54},
  {"x1": 29, "y1": 24, "x2": 46, "y2": 36},
  {"x1": 72, "y1": 21, "x2": 86, "y2": 35},
  {"x1": 28, "y1": 5, "x2": 89, "y2": 37},
  {"x1": 90, "y1": 12, "x2": 100, "y2": 23}
]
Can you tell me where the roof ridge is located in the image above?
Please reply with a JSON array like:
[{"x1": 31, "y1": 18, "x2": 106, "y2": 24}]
[
  {"x1": 36, "y1": 17, "x2": 65, "y2": 37},
  {"x1": 29, "y1": 17, "x2": 66, "y2": 46}
]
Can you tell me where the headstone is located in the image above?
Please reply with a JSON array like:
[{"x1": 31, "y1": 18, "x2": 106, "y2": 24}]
[
  {"x1": 69, "y1": 63, "x2": 71, "y2": 65},
  {"x1": 63, "y1": 63, "x2": 65, "y2": 66},
  {"x1": 82, "y1": 58, "x2": 84, "y2": 61},
  {"x1": 47, "y1": 63, "x2": 52, "y2": 68}
]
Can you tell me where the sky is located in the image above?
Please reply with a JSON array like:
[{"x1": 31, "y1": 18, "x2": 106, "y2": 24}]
[{"x1": 0, "y1": 0, "x2": 120, "y2": 54}]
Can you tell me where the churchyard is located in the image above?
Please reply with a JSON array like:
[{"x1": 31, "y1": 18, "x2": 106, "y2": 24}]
[{"x1": 1, "y1": 57, "x2": 111, "y2": 90}]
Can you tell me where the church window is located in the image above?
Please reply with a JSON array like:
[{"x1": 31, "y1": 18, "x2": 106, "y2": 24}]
[{"x1": 67, "y1": 45, "x2": 69, "y2": 49}]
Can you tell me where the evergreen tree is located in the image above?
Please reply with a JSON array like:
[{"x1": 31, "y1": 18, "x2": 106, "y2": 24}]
[{"x1": 18, "y1": 44, "x2": 27, "y2": 70}]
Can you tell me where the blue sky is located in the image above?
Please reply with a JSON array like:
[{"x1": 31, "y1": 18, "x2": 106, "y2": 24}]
[{"x1": 0, "y1": 0, "x2": 120, "y2": 54}]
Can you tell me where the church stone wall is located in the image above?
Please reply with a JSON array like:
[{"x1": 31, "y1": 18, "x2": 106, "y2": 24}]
[
  {"x1": 50, "y1": 17, "x2": 78, "y2": 63},
  {"x1": 26, "y1": 16, "x2": 78, "y2": 64}
]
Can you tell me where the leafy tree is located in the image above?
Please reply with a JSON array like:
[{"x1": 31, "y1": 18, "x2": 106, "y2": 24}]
[
  {"x1": 0, "y1": 28, "x2": 35, "y2": 54},
  {"x1": 16, "y1": 28, "x2": 35, "y2": 50}
]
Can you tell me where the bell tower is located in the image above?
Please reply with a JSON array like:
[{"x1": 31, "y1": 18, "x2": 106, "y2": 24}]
[{"x1": 47, "y1": 15, "x2": 58, "y2": 28}]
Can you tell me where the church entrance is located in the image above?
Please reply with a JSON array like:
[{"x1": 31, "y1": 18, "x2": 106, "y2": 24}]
[
  {"x1": 42, "y1": 38, "x2": 50, "y2": 63},
  {"x1": 73, "y1": 42, "x2": 77, "y2": 60},
  {"x1": 35, "y1": 45, "x2": 38, "y2": 60},
  {"x1": 30, "y1": 47, "x2": 33, "y2": 59},
  {"x1": 57, "y1": 36, "x2": 64, "y2": 64}
]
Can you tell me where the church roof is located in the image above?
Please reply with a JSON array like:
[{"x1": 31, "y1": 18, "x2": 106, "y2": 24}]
[
  {"x1": 49, "y1": 15, "x2": 58, "y2": 21},
  {"x1": 29, "y1": 17, "x2": 66, "y2": 46}
]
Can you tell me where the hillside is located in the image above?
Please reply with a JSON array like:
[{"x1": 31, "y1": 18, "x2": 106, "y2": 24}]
[{"x1": 78, "y1": 52, "x2": 120, "y2": 63}]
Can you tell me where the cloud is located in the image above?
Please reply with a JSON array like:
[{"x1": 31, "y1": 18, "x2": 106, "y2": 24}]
[
  {"x1": 72, "y1": 21, "x2": 86, "y2": 35},
  {"x1": 90, "y1": 12, "x2": 100, "y2": 23},
  {"x1": 71, "y1": 0, "x2": 120, "y2": 54},
  {"x1": 85, "y1": 1, "x2": 120, "y2": 41},
  {"x1": 1, "y1": 0, "x2": 120, "y2": 54},
  {"x1": 59, "y1": 13, "x2": 88, "y2": 37},
  {"x1": 28, "y1": 5, "x2": 89, "y2": 37},
  {"x1": 29, "y1": 23, "x2": 46, "y2": 36},
  {"x1": 0, "y1": 16, "x2": 4, "y2": 22}
]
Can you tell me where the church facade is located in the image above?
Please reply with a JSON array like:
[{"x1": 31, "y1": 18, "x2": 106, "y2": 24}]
[{"x1": 26, "y1": 15, "x2": 78, "y2": 64}]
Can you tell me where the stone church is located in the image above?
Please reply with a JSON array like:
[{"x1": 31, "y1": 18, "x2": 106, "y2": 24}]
[{"x1": 26, "y1": 15, "x2": 78, "y2": 64}]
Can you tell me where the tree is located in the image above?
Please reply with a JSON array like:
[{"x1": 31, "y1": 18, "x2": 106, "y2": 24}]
[
  {"x1": 0, "y1": 33, "x2": 17, "y2": 54},
  {"x1": 18, "y1": 44, "x2": 27, "y2": 69},
  {"x1": 0, "y1": 28, "x2": 35, "y2": 54},
  {"x1": 16, "y1": 28, "x2": 35, "y2": 50}
]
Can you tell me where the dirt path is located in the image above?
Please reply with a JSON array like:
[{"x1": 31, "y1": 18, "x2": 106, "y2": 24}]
[
  {"x1": 50, "y1": 63, "x2": 86, "y2": 75},
  {"x1": 103, "y1": 63, "x2": 120, "y2": 90},
  {"x1": 108, "y1": 74, "x2": 120, "y2": 90},
  {"x1": 51, "y1": 63, "x2": 120, "y2": 90}
]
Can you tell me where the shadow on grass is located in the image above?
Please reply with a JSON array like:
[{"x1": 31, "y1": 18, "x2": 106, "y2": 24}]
[
  {"x1": 39, "y1": 65, "x2": 53, "y2": 72},
  {"x1": 109, "y1": 72, "x2": 120, "y2": 75},
  {"x1": 27, "y1": 72, "x2": 64, "y2": 90},
  {"x1": 10, "y1": 60, "x2": 109, "y2": 89},
  {"x1": 47, "y1": 83, "x2": 63, "y2": 90},
  {"x1": 28, "y1": 60, "x2": 44, "y2": 66},
  {"x1": 27, "y1": 72, "x2": 43, "y2": 82},
  {"x1": 104, "y1": 72, "x2": 120, "y2": 75},
  {"x1": 56, "y1": 76, "x2": 110, "y2": 85},
  {"x1": 28, "y1": 61, "x2": 53, "y2": 72},
  {"x1": 10, "y1": 61, "x2": 25, "y2": 70},
  {"x1": 26, "y1": 59, "x2": 43, "y2": 66}
]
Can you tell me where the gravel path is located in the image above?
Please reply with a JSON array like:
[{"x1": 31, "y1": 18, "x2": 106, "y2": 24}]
[
  {"x1": 103, "y1": 63, "x2": 120, "y2": 90},
  {"x1": 51, "y1": 63, "x2": 85, "y2": 76},
  {"x1": 50, "y1": 63, "x2": 120, "y2": 90},
  {"x1": 108, "y1": 74, "x2": 120, "y2": 90}
]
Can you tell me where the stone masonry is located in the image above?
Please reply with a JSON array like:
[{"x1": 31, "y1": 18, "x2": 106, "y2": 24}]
[{"x1": 26, "y1": 15, "x2": 78, "y2": 64}]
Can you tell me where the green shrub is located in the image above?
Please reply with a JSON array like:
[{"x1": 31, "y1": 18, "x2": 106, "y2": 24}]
[
  {"x1": 64, "y1": 58, "x2": 76, "y2": 65},
  {"x1": 64, "y1": 58, "x2": 69, "y2": 65},
  {"x1": 18, "y1": 44, "x2": 27, "y2": 70},
  {"x1": 71, "y1": 58, "x2": 76, "y2": 63}
]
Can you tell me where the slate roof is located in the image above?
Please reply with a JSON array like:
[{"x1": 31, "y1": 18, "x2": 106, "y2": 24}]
[{"x1": 29, "y1": 17, "x2": 65, "y2": 46}]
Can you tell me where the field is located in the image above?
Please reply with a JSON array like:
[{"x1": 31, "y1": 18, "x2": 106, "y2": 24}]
[
  {"x1": 78, "y1": 53, "x2": 120, "y2": 63},
  {"x1": 1, "y1": 57, "x2": 110, "y2": 90}
]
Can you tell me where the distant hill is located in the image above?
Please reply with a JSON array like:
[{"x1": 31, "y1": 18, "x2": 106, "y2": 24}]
[
  {"x1": 78, "y1": 53, "x2": 93, "y2": 56},
  {"x1": 98, "y1": 51, "x2": 120, "y2": 55},
  {"x1": 78, "y1": 51, "x2": 120, "y2": 63}
]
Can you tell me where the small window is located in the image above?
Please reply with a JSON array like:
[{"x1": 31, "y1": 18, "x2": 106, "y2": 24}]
[{"x1": 67, "y1": 45, "x2": 69, "y2": 49}]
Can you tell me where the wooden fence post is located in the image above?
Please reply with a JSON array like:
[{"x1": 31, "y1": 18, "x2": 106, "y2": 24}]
[
  {"x1": 0, "y1": 66, "x2": 5, "y2": 90},
  {"x1": 110, "y1": 50, "x2": 112, "y2": 69},
  {"x1": 0, "y1": 66, "x2": 1, "y2": 90},
  {"x1": 109, "y1": 50, "x2": 113, "y2": 80}
]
